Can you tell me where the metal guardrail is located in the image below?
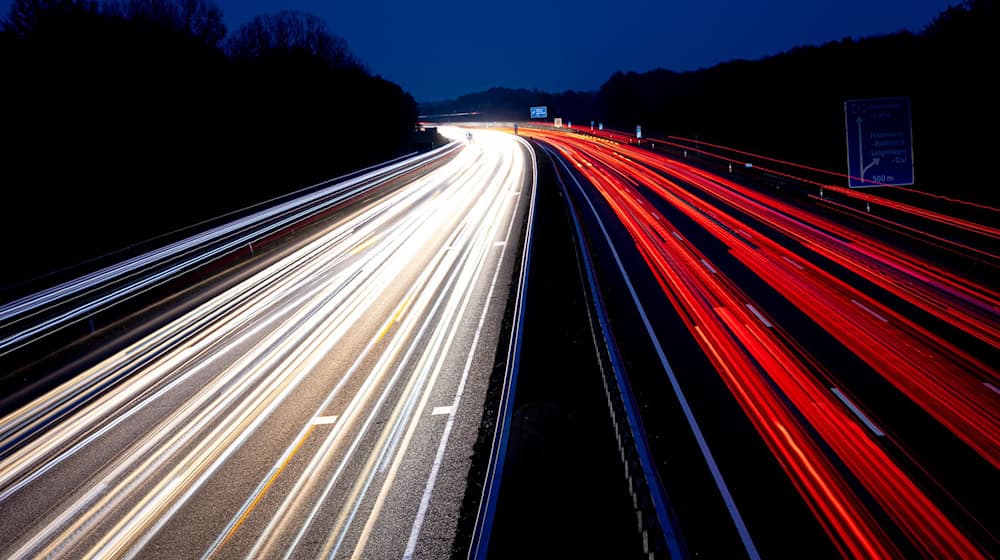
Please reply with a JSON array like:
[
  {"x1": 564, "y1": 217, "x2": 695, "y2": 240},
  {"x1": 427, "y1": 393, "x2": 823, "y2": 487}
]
[
  {"x1": 0, "y1": 143, "x2": 464, "y2": 459},
  {"x1": 0, "y1": 143, "x2": 461, "y2": 359},
  {"x1": 467, "y1": 136, "x2": 683, "y2": 559},
  {"x1": 542, "y1": 142, "x2": 685, "y2": 560}
]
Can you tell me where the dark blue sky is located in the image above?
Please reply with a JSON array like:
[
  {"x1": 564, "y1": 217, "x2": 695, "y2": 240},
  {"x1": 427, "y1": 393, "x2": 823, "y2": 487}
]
[
  {"x1": 217, "y1": 0, "x2": 955, "y2": 101},
  {"x1": 2, "y1": 0, "x2": 956, "y2": 101}
]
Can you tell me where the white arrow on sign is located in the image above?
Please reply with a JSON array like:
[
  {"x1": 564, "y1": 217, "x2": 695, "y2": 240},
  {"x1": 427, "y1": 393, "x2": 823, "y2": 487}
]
[
  {"x1": 862, "y1": 157, "x2": 881, "y2": 178},
  {"x1": 857, "y1": 117, "x2": 865, "y2": 182},
  {"x1": 855, "y1": 116, "x2": 881, "y2": 184}
]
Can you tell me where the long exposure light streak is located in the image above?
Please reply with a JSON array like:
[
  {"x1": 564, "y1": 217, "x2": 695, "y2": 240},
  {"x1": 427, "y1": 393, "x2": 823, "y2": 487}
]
[
  {"x1": 527, "y1": 126, "x2": 997, "y2": 557},
  {"x1": 0, "y1": 128, "x2": 531, "y2": 559}
]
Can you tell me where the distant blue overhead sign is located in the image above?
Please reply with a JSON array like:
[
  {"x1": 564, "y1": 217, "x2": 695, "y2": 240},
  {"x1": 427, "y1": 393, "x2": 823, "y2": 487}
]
[
  {"x1": 530, "y1": 106, "x2": 548, "y2": 119},
  {"x1": 845, "y1": 97, "x2": 914, "y2": 188}
]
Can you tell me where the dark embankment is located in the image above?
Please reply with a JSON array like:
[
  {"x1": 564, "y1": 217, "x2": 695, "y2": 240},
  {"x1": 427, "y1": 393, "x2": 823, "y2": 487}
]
[{"x1": 0, "y1": 1, "x2": 419, "y2": 297}]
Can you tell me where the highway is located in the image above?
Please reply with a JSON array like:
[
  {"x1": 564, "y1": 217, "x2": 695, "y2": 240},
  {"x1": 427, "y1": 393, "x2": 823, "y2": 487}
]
[
  {"x1": 0, "y1": 127, "x2": 533, "y2": 560},
  {"x1": 523, "y1": 126, "x2": 999, "y2": 558}
]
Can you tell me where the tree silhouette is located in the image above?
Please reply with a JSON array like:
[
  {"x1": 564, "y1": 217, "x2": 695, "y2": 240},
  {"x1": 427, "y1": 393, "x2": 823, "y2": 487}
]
[
  {"x1": 0, "y1": 0, "x2": 418, "y2": 295},
  {"x1": 4, "y1": 0, "x2": 99, "y2": 37},
  {"x1": 420, "y1": 1, "x2": 994, "y2": 203},
  {"x1": 227, "y1": 10, "x2": 359, "y2": 70},
  {"x1": 105, "y1": 0, "x2": 226, "y2": 47}
]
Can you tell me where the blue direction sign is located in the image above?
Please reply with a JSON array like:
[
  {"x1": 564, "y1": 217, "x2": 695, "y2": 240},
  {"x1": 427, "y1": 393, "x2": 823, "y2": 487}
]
[
  {"x1": 529, "y1": 105, "x2": 548, "y2": 119},
  {"x1": 845, "y1": 97, "x2": 914, "y2": 188}
]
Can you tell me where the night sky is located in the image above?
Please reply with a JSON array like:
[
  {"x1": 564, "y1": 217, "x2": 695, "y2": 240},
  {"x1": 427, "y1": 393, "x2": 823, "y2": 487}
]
[{"x1": 1, "y1": 0, "x2": 956, "y2": 101}]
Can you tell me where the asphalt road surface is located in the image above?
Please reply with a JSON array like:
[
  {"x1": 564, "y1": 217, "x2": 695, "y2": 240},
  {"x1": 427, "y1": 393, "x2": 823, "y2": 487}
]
[
  {"x1": 526, "y1": 125, "x2": 999, "y2": 559},
  {"x1": 0, "y1": 127, "x2": 533, "y2": 560}
]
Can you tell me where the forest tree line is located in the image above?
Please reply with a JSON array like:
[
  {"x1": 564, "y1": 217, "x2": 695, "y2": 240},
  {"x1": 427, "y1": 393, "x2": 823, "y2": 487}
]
[
  {"x1": 0, "y1": 0, "x2": 418, "y2": 291},
  {"x1": 422, "y1": 0, "x2": 995, "y2": 201}
]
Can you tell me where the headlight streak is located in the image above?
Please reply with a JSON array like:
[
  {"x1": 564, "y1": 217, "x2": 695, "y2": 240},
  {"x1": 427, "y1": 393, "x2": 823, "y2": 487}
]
[
  {"x1": 0, "y1": 153, "x2": 460, "y2": 492},
  {"x1": 0, "y1": 151, "x2": 466, "y2": 463},
  {"x1": 0, "y1": 149, "x2": 454, "y2": 357},
  {"x1": 327, "y1": 145, "x2": 520, "y2": 560},
  {"x1": 0, "y1": 130, "x2": 530, "y2": 560},
  {"x1": 251, "y1": 132, "x2": 523, "y2": 560}
]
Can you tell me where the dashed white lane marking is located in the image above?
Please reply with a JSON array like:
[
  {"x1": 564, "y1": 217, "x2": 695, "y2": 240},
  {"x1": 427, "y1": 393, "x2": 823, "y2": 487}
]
[
  {"x1": 404, "y1": 136, "x2": 536, "y2": 560},
  {"x1": 745, "y1": 304, "x2": 773, "y2": 328},
  {"x1": 431, "y1": 406, "x2": 454, "y2": 416},
  {"x1": 851, "y1": 299, "x2": 889, "y2": 323},
  {"x1": 830, "y1": 388, "x2": 884, "y2": 437},
  {"x1": 311, "y1": 416, "x2": 339, "y2": 425},
  {"x1": 782, "y1": 256, "x2": 804, "y2": 270},
  {"x1": 984, "y1": 382, "x2": 1000, "y2": 396}
]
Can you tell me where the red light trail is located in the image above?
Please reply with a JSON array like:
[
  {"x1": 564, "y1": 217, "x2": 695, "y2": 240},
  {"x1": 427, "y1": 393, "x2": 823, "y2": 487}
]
[{"x1": 524, "y1": 126, "x2": 998, "y2": 557}]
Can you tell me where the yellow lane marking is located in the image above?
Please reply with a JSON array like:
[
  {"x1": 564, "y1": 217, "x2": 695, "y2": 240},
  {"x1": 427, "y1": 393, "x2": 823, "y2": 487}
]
[
  {"x1": 213, "y1": 425, "x2": 316, "y2": 554},
  {"x1": 394, "y1": 295, "x2": 414, "y2": 323},
  {"x1": 376, "y1": 295, "x2": 414, "y2": 342},
  {"x1": 350, "y1": 236, "x2": 380, "y2": 255}
]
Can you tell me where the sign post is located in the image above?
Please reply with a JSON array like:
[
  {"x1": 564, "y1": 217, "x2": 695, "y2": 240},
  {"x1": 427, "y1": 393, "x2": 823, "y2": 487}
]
[{"x1": 844, "y1": 97, "x2": 914, "y2": 188}]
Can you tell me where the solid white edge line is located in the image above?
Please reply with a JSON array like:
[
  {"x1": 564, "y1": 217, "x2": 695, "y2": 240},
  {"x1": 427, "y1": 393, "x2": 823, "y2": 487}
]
[
  {"x1": 404, "y1": 134, "x2": 535, "y2": 560},
  {"x1": 553, "y1": 149, "x2": 761, "y2": 560}
]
